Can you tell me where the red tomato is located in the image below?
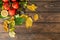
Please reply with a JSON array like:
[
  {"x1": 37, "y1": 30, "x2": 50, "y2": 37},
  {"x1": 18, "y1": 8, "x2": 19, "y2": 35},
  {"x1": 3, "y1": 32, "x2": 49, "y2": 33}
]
[
  {"x1": 12, "y1": 2, "x2": 19, "y2": 9},
  {"x1": 2, "y1": 0, "x2": 8, "y2": 2},
  {"x1": 3, "y1": 3, "x2": 10, "y2": 10},
  {"x1": 11, "y1": 0, "x2": 16, "y2": 2},
  {"x1": 9, "y1": 9, "x2": 16, "y2": 16}
]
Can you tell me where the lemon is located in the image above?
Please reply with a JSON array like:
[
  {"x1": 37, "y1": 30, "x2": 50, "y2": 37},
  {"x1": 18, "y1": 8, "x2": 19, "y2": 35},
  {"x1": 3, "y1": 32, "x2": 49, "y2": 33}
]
[{"x1": 1, "y1": 10, "x2": 8, "y2": 17}]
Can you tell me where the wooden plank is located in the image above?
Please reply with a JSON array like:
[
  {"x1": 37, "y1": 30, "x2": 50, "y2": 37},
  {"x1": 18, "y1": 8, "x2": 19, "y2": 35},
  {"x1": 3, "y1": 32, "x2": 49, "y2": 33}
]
[
  {"x1": 16, "y1": 33, "x2": 60, "y2": 40},
  {"x1": 27, "y1": 13, "x2": 60, "y2": 22},
  {"x1": 15, "y1": 23, "x2": 60, "y2": 34},
  {"x1": 0, "y1": 13, "x2": 60, "y2": 23},
  {"x1": 0, "y1": 14, "x2": 60, "y2": 33},
  {"x1": 0, "y1": 24, "x2": 6, "y2": 32},
  {"x1": 0, "y1": 1, "x2": 60, "y2": 40},
  {"x1": 26, "y1": 1, "x2": 60, "y2": 13},
  {"x1": 0, "y1": 33, "x2": 60, "y2": 40},
  {"x1": 0, "y1": 33, "x2": 17, "y2": 40},
  {"x1": 0, "y1": 33, "x2": 9, "y2": 40},
  {"x1": 27, "y1": 0, "x2": 60, "y2": 1},
  {"x1": 1, "y1": 22, "x2": 60, "y2": 33}
]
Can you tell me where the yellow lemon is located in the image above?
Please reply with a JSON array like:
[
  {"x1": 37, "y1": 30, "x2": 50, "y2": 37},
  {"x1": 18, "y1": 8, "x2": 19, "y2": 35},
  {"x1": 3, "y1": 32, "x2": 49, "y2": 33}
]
[{"x1": 1, "y1": 10, "x2": 8, "y2": 17}]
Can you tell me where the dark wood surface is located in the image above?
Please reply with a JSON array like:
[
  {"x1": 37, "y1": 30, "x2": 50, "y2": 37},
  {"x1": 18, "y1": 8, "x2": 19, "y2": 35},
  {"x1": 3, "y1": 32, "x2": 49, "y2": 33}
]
[{"x1": 0, "y1": 0, "x2": 60, "y2": 40}]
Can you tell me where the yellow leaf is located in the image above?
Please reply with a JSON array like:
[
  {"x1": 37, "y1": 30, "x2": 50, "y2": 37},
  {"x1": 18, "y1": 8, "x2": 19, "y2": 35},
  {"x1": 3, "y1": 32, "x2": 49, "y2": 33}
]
[
  {"x1": 2, "y1": 6, "x2": 4, "y2": 10},
  {"x1": 33, "y1": 14, "x2": 39, "y2": 21},
  {"x1": 4, "y1": 26, "x2": 8, "y2": 32},
  {"x1": 20, "y1": 14, "x2": 28, "y2": 19},
  {"x1": 5, "y1": 20, "x2": 10, "y2": 24},
  {"x1": 25, "y1": 17, "x2": 33, "y2": 29},
  {"x1": 3, "y1": 21, "x2": 8, "y2": 32},
  {"x1": 9, "y1": 31, "x2": 15, "y2": 37},
  {"x1": 10, "y1": 16, "x2": 14, "y2": 20},
  {"x1": 27, "y1": 4, "x2": 37, "y2": 11}
]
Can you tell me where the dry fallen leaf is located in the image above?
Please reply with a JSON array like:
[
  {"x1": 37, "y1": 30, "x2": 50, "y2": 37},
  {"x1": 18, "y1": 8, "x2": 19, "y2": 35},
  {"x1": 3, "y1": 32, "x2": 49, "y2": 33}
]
[
  {"x1": 33, "y1": 14, "x2": 39, "y2": 21},
  {"x1": 25, "y1": 17, "x2": 33, "y2": 29}
]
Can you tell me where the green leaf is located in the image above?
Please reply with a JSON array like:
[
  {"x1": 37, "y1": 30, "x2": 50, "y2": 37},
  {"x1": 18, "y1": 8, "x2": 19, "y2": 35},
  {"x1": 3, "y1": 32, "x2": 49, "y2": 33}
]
[
  {"x1": 0, "y1": 1, "x2": 2, "y2": 8},
  {"x1": 9, "y1": 21, "x2": 15, "y2": 28},
  {"x1": 20, "y1": 2, "x2": 27, "y2": 5},
  {"x1": 0, "y1": 14, "x2": 10, "y2": 19},
  {"x1": 0, "y1": 0, "x2": 2, "y2": 2},
  {"x1": 0, "y1": 15, "x2": 5, "y2": 18},
  {"x1": 15, "y1": 14, "x2": 20, "y2": 18},
  {"x1": 15, "y1": 17, "x2": 25, "y2": 25},
  {"x1": 9, "y1": 28, "x2": 15, "y2": 32}
]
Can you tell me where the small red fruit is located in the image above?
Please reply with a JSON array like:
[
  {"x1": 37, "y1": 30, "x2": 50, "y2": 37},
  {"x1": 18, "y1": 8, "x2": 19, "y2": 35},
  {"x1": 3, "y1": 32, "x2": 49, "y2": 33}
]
[
  {"x1": 9, "y1": 9, "x2": 16, "y2": 16},
  {"x1": 3, "y1": 3, "x2": 10, "y2": 10},
  {"x1": 12, "y1": 2, "x2": 19, "y2": 9},
  {"x1": 11, "y1": 0, "x2": 16, "y2": 2},
  {"x1": 2, "y1": 0, "x2": 8, "y2": 2}
]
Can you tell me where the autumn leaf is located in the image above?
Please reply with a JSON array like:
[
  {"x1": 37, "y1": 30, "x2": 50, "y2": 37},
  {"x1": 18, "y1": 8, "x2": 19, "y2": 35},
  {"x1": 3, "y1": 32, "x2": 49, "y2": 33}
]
[
  {"x1": 33, "y1": 13, "x2": 39, "y2": 21},
  {"x1": 27, "y1": 4, "x2": 37, "y2": 11},
  {"x1": 25, "y1": 17, "x2": 33, "y2": 29}
]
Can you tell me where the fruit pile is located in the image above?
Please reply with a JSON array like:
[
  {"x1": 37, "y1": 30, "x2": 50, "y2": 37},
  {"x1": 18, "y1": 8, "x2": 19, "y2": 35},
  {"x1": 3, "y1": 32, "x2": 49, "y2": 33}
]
[{"x1": 0, "y1": 0, "x2": 39, "y2": 37}]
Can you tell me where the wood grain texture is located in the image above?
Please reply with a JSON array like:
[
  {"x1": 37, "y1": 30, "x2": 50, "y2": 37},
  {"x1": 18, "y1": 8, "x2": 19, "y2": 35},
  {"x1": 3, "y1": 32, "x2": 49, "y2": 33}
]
[
  {"x1": 0, "y1": 0, "x2": 60, "y2": 40},
  {"x1": 27, "y1": 13, "x2": 60, "y2": 22},
  {"x1": 26, "y1": 1, "x2": 60, "y2": 13},
  {"x1": 28, "y1": 0, "x2": 60, "y2": 1}
]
